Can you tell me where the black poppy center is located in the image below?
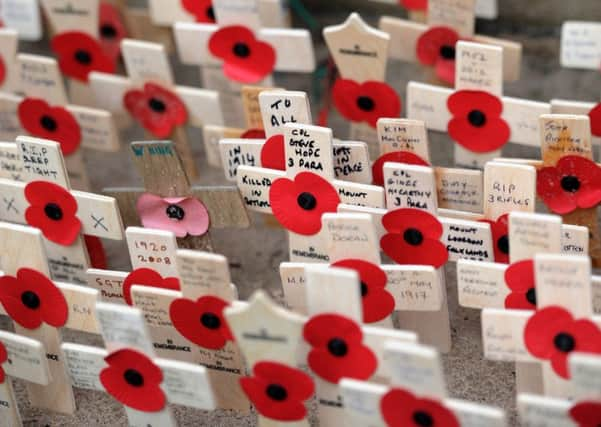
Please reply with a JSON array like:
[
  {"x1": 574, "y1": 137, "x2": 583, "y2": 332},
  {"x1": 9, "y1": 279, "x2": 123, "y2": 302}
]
[
  {"x1": 413, "y1": 410, "x2": 434, "y2": 427},
  {"x1": 200, "y1": 312, "x2": 221, "y2": 330},
  {"x1": 356, "y1": 96, "x2": 375, "y2": 112},
  {"x1": 327, "y1": 338, "x2": 348, "y2": 357},
  {"x1": 21, "y1": 291, "x2": 41, "y2": 310},
  {"x1": 467, "y1": 110, "x2": 487, "y2": 127},
  {"x1": 553, "y1": 332, "x2": 575, "y2": 353},
  {"x1": 297, "y1": 192, "x2": 317, "y2": 211},
  {"x1": 206, "y1": 6, "x2": 215, "y2": 21},
  {"x1": 74, "y1": 49, "x2": 92, "y2": 65},
  {"x1": 266, "y1": 383, "x2": 288, "y2": 401},
  {"x1": 148, "y1": 97, "x2": 167, "y2": 113},
  {"x1": 497, "y1": 235, "x2": 509, "y2": 255},
  {"x1": 560, "y1": 175, "x2": 581, "y2": 193},
  {"x1": 44, "y1": 203, "x2": 63, "y2": 221},
  {"x1": 232, "y1": 42, "x2": 251, "y2": 58},
  {"x1": 124, "y1": 369, "x2": 144, "y2": 387},
  {"x1": 100, "y1": 24, "x2": 118, "y2": 39},
  {"x1": 439, "y1": 45, "x2": 456, "y2": 60},
  {"x1": 360, "y1": 281, "x2": 368, "y2": 297},
  {"x1": 404, "y1": 228, "x2": 424, "y2": 246},
  {"x1": 40, "y1": 115, "x2": 58, "y2": 132},
  {"x1": 525, "y1": 288, "x2": 537, "y2": 306},
  {"x1": 166, "y1": 204, "x2": 185, "y2": 220}
]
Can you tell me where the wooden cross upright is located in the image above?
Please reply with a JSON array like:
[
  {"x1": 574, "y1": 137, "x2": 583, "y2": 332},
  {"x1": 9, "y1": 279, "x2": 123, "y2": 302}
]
[
  {"x1": 104, "y1": 140, "x2": 249, "y2": 251},
  {"x1": 518, "y1": 353, "x2": 601, "y2": 426},
  {"x1": 339, "y1": 340, "x2": 507, "y2": 427},
  {"x1": 61, "y1": 301, "x2": 216, "y2": 426},
  {"x1": 369, "y1": 0, "x2": 499, "y2": 22},
  {"x1": 0, "y1": 29, "x2": 19, "y2": 94},
  {"x1": 0, "y1": 221, "x2": 102, "y2": 414},
  {"x1": 236, "y1": 122, "x2": 385, "y2": 263},
  {"x1": 0, "y1": 330, "x2": 51, "y2": 427},
  {"x1": 560, "y1": 20, "x2": 601, "y2": 72},
  {"x1": 0, "y1": 0, "x2": 43, "y2": 41},
  {"x1": 0, "y1": 137, "x2": 124, "y2": 285}
]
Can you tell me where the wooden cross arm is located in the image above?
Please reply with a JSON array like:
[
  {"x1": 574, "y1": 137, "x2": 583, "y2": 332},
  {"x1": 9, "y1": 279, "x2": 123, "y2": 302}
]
[
  {"x1": 174, "y1": 22, "x2": 316, "y2": 73},
  {"x1": 517, "y1": 394, "x2": 573, "y2": 426},
  {"x1": 0, "y1": 330, "x2": 51, "y2": 385},
  {"x1": 378, "y1": 17, "x2": 522, "y2": 82}
]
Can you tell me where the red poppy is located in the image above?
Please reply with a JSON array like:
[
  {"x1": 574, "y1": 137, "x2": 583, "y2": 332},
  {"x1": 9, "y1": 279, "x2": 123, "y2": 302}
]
[
  {"x1": 371, "y1": 151, "x2": 430, "y2": 186},
  {"x1": 570, "y1": 401, "x2": 601, "y2": 427},
  {"x1": 0, "y1": 341, "x2": 6, "y2": 384},
  {"x1": 18, "y1": 98, "x2": 81, "y2": 156},
  {"x1": 100, "y1": 348, "x2": 166, "y2": 412},
  {"x1": 240, "y1": 361, "x2": 314, "y2": 421},
  {"x1": 401, "y1": 0, "x2": 427, "y2": 10},
  {"x1": 380, "y1": 387, "x2": 460, "y2": 427},
  {"x1": 0, "y1": 56, "x2": 6, "y2": 87},
  {"x1": 330, "y1": 259, "x2": 395, "y2": 323},
  {"x1": 260, "y1": 134, "x2": 285, "y2": 170},
  {"x1": 536, "y1": 155, "x2": 601, "y2": 215},
  {"x1": 589, "y1": 103, "x2": 601, "y2": 138},
  {"x1": 122, "y1": 268, "x2": 180, "y2": 306},
  {"x1": 181, "y1": 0, "x2": 216, "y2": 23},
  {"x1": 99, "y1": 2, "x2": 127, "y2": 61},
  {"x1": 208, "y1": 25, "x2": 276, "y2": 83},
  {"x1": 241, "y1": 128, "x2": 266, "y2": 139},
  {"x1": 169, "y1": 295, "x2": 233, "y2": 350},
  {"x1": 303, "y1": 313, "x2": 377, "y2": 383},
  {"x1": 332, "y1": 79, "x2": 401, "y2": 128},
  {"x1": 416, "y1": 26, "x2": 460, "y2": 85},
  {"x1": 269, "y1": 172, "x2": 340, "y2": 236},
  {"x1": 380, "y1": 208, "x2": 448, "y2": 268},
  {"x1": 84, "y1": 235, "x2": 108, "y2": 269},
  {"x1": 124, "y1": 83, "x2": 188, "y2": 138},
  {"x1": 479, "y1": 213, "x2": 509, "y2": 264},
  {"x1": 447, "y1": 90, "x2": 511, "y2": 153},
  {"x1": 51, "y1": 31, "x2": 115, "y2": 82},
  {"x1": 0, "y1": 268, "x2": 68, "y2": 330},
  {"x1": 524, "y1": 306, "x2": 601, "y2": 378},
  {"x1": 503, "y1": 259, "x2": 536, "y2": 310},
  {"x1": 24, "y1": 181, "x2": 82, "y2": 246}
]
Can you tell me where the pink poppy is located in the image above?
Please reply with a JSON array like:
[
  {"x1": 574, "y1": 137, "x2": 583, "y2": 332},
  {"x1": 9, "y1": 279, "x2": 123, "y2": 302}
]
[{"x1": 136, "y1": 194, "x2": 210, "y2": 237}]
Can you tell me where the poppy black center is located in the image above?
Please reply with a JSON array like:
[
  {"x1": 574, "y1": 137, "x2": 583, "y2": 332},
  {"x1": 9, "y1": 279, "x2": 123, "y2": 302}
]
[
  {"x1": 525, "y1": 288, "x2": 537, "y2": 306},
  {"x1": 148, "y1": 97, "x2": 167, "y2": 113},
  {"x1": 124, "y1": 369, "x2": 144, "y2": 387},
  {"x1": 553, "y1": 332, "x2": 575, "y2": 353},
  {"x1": 297, "y1": 192, "x2": 317, "y2": 211},
  {"x1": 439, "y1": 45, "x2": 456, "y2": 60},
  {"x1": 206, "y1": 6, "x2": 215, "y2": 21},
  {"x1": 266, "y1": 384, "x2": 288, "y2": 401},
  {"x1": 200, "y1": 312, "x2": 221, "y2": 330},
  {"x1": 166, "y1": 204, "x2": 185, "y2": 220},
  {"x1": 74, "y1": 49, "x2": 92, "y2": 65},
  {"x1": 413, "y1": 411, "x2": 434, "y2": 427},
  {"x1": 100, "y1": 24, "x2": 117, "y2": 39},
  {"x1": 497, "y1": 235, "x2": 509, "y2": 254},
  {"x1": 360, "y1": 281, "x2": 368, "y2": 297},
  {"x1": 468, "y1": 110, "x2": 487, "y2": 127},
  {"x1": 560, "y1": 175, "x2": 580, "y2": 193},
  {"x1": 44, "y1": 203, "x2": 63, "y2": 221},
  {"x1": 327, "y1": 338, "x2": 348, "y2": 357},
  {"x1": 21, "y1": 291, "x2": 40, "y2": 309},
  {"x1": 232, "y1": 42, "x2": 251, "y2": 58},
  {"x1": 356, "y1": 96, "x2": 375, "y2": 112},
  {"x1": 404, "y1": 228, "x2": 424, "y2": 246},
  {"x1": 40, "y1": 115, "x2": 58, "y2": 132}
]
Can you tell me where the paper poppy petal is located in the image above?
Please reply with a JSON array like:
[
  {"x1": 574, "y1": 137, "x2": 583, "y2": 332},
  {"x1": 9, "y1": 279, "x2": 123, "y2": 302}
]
[
  {"x1": 435, "y1": 57, "x2": 456, "y2": 85},
  {"x1": 0, "y1": 342, "x2": 6, "y2": 384},
  {"x1": 381, "y1": 208, "x2": 443, "y2": 238},
  {"x1": 504, "y1": 260, "x2": 535, "y2": 292},
  {"x1": 504, "y1": 293, "x2": 536, "y2": 310},
  {"x1": 381, "y1": 388, "x2": 460, "y2": 427},
  {"x1": 401, "y1": 0, "x2": 428, "y2": 10},
  {"x1": 524, "y1": 306, "x2": 574, "y2": 359},
  {"x1": 371, "y1": 151, "x2": 430, "y2": 186},
  {"x1": 98, "y1": 3, "x2": 127, "y2": 61},
  {"x1": 51, "y1": 31, "x2": 116, "y2": 82},
  {"x1": 416, "y1": 26, "x2": 459, "y2": 65},
  {"x1": 480, "y1": 214, "x2": 509, "y2": 263},
  {"x1": 0, "y1": 56, "x2": 6, "y2": 87},
  {"x1": 260, "y1": 134, "x2": 286, "y2": 170},
  {"x1": 122, "y1": 268, "x2": 181, "y2": 306},
  {"x1": 137, "y1": 193, "x2": 210, "y2": 238},
  {"x1": 241, "y1": 128, "x2": 266, "y2": 139},
  {"x1": 182, "y1": 0, "x2": 216, "y2": 23},
  {"x1": 448, "y1": 115, "x2": 511, "y2": 152},
  {"x1": 570, "y1": 401, "x2": 601, "y2": 426},
  {"x1": 381, "y1": 233, "x2": 449, "y2": 268},
  {"x1": 589, "y1": 103, "x2": 601, "y2": 137},
  {"x1": 84, "y1": 235, "x2": 108, "y2": 269},
  {"x1": 307, "y1": 344, "x2": 377, "y2": 383}
]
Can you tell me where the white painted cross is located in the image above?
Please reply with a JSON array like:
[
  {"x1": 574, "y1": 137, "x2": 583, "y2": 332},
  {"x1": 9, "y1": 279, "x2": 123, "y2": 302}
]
[
  {"x1": 0, "y1": 137, "x2": 124, "y2": 285},
  {"x1": 560, "y1": 21, "x2": 601, "y2": 71},
  {"x1": 0, "y1": 0, "x2": 43, "y2": 41},
  {"x1": 369, "y1": 0, "x2": 498, "y2": 21}
]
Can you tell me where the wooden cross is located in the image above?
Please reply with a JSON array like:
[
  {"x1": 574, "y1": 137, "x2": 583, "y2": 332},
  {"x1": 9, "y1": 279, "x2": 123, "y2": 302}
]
[
  {"x1": 518, "y1": 353, "x2": 601, "y2": 426},
  {"x1": 339, "y1": 340, "x2": 507, "y2": 427},
  {"x1": 104, "y1": 140, "x2": 249, "y2": 251},
  {"x1": 0, "y1": 29, "x2": 18, "y2": 94},
  {"x1": 0, "y1": 221, "x2": 102, "y2": 414},
  {"x1": 0, "y1": 136, "x2": 124, "y2": 285},
  {"x1": 0, "y1": 330, "x2": 51, "y2": 426},
  {"x1": 61, "y1": 301, "x2": 216, "y2": 426},
  {"x1": 0, "y1": 0, "x2": 43, "y2": 41},
  {"x1": 369, "y1": 0, "x2": 499, "y2": 21},
  {"x1": 560, "y1": 20, "x2": 601, "y2": 71},
  {"x1": 236, "y1": 121, "x2": 385, "y2": 263}
]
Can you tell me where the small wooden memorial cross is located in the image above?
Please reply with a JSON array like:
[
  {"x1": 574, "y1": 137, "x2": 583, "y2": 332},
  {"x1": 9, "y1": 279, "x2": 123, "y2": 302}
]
[
  {"x1": 236, "y1": 122, "x2": 385, "y2": 263},
  {"x1": 0, "y1": 29, "x2": 19, "y2": 94},
  {"x1": 560, "y1": 21, "x2": 601, "y2": 72},
  {"x1": 0, "y1": 0, "x2": 43, "y2": 42},
  {"x1": 62, "y1": 301, "x2": 216, "y2": 426},
  {"x1": 0, "y1": 330, "x2": 51, "y2": 427},
  {"x1": 105, "y1": 140, "x2": 249, "y2": 251},
  {"x1": 369, "y1": 0, "x2": 499, "y2": 22},
  {"x1": 339, "y1": 340, "x2": 507, "y2": 427},
  {"x1": 0, "y1": 137, "x2": 124, "y2": 285},
  {"x1": 0, "y1": 221, "x2": 102, "y2": 414}
]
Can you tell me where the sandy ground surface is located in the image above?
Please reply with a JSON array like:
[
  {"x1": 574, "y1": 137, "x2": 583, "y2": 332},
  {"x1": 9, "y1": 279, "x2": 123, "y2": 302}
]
[{"x1": 8, "y1": 8, "x2": 601, "y2": 427}]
